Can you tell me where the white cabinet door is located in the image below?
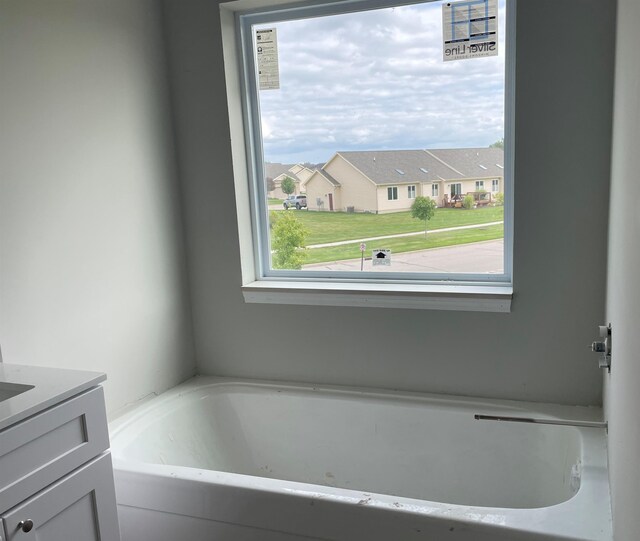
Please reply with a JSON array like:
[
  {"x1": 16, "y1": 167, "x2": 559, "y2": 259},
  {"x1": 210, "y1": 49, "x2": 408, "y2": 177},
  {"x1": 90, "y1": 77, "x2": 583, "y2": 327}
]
[
  {"x1": 2, "y1": 453, "x2": 120, "y2": 541},
  {"x1": 0, "y1": 387, "x2": 110, "y2": 512}
]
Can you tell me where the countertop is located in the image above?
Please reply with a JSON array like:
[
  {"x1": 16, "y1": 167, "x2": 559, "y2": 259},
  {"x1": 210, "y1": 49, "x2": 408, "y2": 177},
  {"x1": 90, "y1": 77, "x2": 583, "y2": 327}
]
[{"x1": 0, "y1": 363, "x2": 105, "y2": 431}]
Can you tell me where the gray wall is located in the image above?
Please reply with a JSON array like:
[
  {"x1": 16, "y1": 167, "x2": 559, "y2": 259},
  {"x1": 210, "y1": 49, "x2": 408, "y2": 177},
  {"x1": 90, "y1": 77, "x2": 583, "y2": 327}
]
[
  {"x1": 164, "y1": 0, "x2": 615, "y2": 406},
  {"x1": 0, "y1": 0, "x2": 196, "y2": 416},
  {"x1": 604, "y1": 0, "x2": 640, "y2": 537}
]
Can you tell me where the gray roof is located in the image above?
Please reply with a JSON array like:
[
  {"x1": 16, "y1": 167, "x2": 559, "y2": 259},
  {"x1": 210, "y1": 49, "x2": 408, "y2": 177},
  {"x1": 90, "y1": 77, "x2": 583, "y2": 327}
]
[
  {"x1": 427, "y1": 148, "x2": 504, "y2": 179},
  {"x1": 264, "y1": 163, "x2": 295, "y2": 181},
  {"x1": 315, "y1": 169, "x2": 341, "y2": 187},
  {"x1": 334, "y1": 148, "x2": 503, "y2": 185},
  {"x1": 265, "y1": 162, "x2": 324, "y2": 182}
]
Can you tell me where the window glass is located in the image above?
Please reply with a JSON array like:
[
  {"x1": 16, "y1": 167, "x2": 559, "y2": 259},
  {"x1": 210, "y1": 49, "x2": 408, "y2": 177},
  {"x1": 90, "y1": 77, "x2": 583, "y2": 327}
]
[{"x1": 244, "y1": 0, "x2": 509, "y2": 278}]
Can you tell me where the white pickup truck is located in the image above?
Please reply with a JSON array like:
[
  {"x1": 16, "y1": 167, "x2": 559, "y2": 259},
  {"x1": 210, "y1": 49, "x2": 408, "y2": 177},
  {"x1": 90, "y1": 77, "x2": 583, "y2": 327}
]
[{"x1": 283, "y1": 194, "x2": 307, "y2": 210}]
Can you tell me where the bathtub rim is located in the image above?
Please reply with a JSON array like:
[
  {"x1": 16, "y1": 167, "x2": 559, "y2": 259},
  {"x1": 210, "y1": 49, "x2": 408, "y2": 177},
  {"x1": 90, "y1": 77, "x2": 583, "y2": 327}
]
[
  {"x1": 109, "y1": 376, "x2": 612, "y2": 541},
  {"x1": 110, "y1": 375, "x2": 606, "y2": 433}
]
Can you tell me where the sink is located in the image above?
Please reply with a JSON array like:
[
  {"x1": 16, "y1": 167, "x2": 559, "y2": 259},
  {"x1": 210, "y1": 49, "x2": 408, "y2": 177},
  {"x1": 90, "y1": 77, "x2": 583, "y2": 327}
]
[{"x1": 0, "y1": 382, "x2": 34, "y2": 402}]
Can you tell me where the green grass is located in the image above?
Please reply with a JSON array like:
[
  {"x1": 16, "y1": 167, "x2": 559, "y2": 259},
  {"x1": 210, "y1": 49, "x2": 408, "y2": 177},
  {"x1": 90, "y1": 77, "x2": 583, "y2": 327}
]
[
  {"x1": 303, "y1": 224, "x2": 504, "y2": 265},
  {"x1": 271, "y1": 206, "x2": 503, "y2": 245},
  {"x1": 268, "y1": 198, "x2": 284, "y2": 205}
]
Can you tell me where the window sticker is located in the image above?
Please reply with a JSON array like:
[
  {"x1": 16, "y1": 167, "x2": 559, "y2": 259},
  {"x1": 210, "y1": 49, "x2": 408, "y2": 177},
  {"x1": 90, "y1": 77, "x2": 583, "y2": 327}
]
[
  {"x1": 255, "y1": 28, "x2": 280, "y2": 90},
  {"x1": 442, "y1": 0, "x2": 498, "y2": 61}
]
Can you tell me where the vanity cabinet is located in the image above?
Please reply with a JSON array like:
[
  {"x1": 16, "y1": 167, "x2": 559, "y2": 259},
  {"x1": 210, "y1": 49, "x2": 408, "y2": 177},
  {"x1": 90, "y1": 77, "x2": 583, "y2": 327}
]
[{"x1": 0, "y1": 384, "x2": 119, "y2": 541}]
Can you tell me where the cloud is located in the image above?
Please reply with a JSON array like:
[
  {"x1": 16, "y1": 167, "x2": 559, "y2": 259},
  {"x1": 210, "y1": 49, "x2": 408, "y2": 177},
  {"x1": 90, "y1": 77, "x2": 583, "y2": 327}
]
[{"x1": 256, "y1": 1, "x2": 506, "y2": 163}]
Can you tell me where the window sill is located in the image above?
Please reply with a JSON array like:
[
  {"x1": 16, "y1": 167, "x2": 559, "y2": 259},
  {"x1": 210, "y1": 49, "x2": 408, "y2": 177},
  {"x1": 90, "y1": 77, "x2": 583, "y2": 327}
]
[{"x1": 242, "y1": 281, "x2": 512, "y2": 312}]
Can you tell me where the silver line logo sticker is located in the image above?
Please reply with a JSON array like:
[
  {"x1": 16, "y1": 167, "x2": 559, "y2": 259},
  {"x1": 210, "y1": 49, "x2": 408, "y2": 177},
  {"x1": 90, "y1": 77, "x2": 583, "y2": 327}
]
[{"x1": 442, "y1": 0, "x2": 498, "y2": 62}]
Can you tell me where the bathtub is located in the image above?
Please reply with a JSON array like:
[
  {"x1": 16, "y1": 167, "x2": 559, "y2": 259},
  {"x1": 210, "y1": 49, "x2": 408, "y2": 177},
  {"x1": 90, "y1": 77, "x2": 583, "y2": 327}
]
[{"x1": 109, "y1": 377, "x2": 611, "y2": 541}]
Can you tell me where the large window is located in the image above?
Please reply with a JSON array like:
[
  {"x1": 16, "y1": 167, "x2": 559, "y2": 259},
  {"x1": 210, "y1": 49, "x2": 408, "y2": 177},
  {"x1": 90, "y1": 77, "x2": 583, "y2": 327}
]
[{"x1": 232, "y1": 0, "x2": 514, "y2": 306}]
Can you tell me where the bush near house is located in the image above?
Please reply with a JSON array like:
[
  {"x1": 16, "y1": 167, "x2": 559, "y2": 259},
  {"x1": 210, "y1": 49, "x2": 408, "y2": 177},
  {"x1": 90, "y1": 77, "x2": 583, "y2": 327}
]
[{"x1": 463, "y1": 195, "x2": 474, "y2": 210}]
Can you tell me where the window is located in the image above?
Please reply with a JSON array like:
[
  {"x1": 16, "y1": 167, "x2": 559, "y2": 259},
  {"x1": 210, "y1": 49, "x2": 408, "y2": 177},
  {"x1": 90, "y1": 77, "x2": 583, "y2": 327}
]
[
  {"x1": 476, "y1": 181, "x2": 485, "y2": 191},
  {"x1": 492, "y1": 179, "x2": 500, "y2": 192},
  {"x1": 226, "y1": 0, "x2": 514, "y2": 310}
]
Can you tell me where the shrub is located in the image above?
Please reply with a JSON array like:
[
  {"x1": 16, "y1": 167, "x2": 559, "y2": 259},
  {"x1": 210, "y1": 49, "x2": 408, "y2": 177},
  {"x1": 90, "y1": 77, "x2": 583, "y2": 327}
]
[
  {"x1": 270, "y1": 211, "x2": 308, "y2": 269},
  {"x1": 463, "y1": 194, "x2": 474, "y2": 210},
  {"x1": 494, "y1": 192, "x2": 504, "y2": 206}
]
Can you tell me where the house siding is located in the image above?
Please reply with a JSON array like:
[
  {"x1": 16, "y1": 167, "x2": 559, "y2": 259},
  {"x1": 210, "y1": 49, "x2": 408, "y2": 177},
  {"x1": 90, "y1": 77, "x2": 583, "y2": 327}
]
[
  {"x1": 423, "y1": 182, "x2": 444, "y2": 207},
  {"x1": 376, "y1": 183, "x2": 422, "y2": 213},
  {"x1": 305, "y1": 172, "x2": 341, "y2": 211},
  {"x1": 324, "y1": 155, "x2": 377, "y2": 212}
]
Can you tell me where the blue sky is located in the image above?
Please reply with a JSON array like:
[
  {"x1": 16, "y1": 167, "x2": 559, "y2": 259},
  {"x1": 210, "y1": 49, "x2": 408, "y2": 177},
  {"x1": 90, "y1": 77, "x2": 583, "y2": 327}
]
[{"x1": 256, "y1": 0, "x2": 506, "y2": 164}]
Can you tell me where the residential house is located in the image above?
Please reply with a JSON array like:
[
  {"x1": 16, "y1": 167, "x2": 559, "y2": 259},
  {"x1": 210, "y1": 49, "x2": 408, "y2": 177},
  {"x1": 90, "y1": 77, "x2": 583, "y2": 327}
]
[
  {"x1": 265, "y1": 162, "x2": 315, "y2": 199},
  {"x1": 304, "y1": 148, "x2": 504, "y2": 213}
]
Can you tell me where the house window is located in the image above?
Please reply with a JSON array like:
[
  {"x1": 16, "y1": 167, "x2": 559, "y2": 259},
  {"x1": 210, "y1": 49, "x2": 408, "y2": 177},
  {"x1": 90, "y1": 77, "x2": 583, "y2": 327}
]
[
  {"x1": 227, "y1": 0, "x2": 514, "y2": 309},
  {"x1": 492, "y1": 179, "x2": 500, "y2": 192},
  {"x1": 476, "y1": 181, "x2": 485, "y2": 191}
]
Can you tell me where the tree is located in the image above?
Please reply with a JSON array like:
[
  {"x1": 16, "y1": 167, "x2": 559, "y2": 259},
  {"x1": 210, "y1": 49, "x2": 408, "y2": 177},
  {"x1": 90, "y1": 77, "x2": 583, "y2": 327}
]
[
  {"x1": 266, "y1": 177, "x2": 276, "y2": 193},
  {"x1": 410, "y1": 196, "x2": 437, "y2": 237},
  {"x1": 281, "y1": 176, "x2": 296, "y2": 196},
  {"x1": 270, "y1": 211, "x2": 308, "y2": 269},
  {"x1": 489, "y1": 138, "x2": 504, "y2": 149}
]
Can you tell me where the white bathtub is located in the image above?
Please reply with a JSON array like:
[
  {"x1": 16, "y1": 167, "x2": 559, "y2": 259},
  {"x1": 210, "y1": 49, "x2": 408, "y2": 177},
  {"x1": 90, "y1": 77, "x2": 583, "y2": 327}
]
[{"x1": 109, "y1": 377, "x2": 611, "y2": 541}]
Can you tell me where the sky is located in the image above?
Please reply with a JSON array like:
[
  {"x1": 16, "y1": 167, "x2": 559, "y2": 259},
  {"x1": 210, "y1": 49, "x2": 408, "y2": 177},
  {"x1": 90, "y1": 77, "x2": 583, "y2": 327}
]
[{"x1": 255, "y1": 0, "x2": 506, "y2": 165}]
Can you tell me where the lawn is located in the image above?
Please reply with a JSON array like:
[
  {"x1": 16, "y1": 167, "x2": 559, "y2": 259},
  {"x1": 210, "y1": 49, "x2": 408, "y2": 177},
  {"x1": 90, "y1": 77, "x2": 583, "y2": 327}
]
[
  {"x1": 268, "y1": 198, "x2": 284, "y2": 205},
  {"x1": 272, "y1": 206, "x2": 503, "y2": 245},
  {"x1": 303, "y1": 224, "x2": 504, "y2": 265}
]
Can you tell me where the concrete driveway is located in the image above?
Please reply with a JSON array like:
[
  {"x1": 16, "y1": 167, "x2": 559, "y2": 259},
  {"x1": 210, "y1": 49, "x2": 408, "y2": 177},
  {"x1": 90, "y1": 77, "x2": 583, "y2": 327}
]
[{"x1": 303, "y1": 239, "x2": 504, "y2": 274}]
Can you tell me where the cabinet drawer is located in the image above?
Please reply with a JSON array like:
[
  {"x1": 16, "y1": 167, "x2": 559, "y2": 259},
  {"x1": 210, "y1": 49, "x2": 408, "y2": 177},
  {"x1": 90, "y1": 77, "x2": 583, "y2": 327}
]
[
  {"x1": 0, "y1": 387, "x2": 109, "y2": 511},
  {"x1": 2, "y1": 452, "x2": 120, "y2": 541}
]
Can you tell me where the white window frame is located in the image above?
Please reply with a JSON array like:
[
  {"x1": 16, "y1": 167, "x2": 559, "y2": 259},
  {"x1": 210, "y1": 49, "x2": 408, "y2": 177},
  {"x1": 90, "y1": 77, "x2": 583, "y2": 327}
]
[
  {"x1": 407, "y1": 185, "x2": 416, "y2": 199},
  {"x1": 451, "y1": 183, "x2": 462, "y2": 196},
  {"x1": 492, "y1": 179, "x2": 500, "y2": 192},
  {"x1": 388, "y1": 186, "x2": 399, "y2": 200},
  {"x1": 475, "y1": 180, "x2": 485, "y2": 191},
  {"x1": 432, "y1": 183, "x2": 439, "y2": 197},
  {"x1": 221, "y1": 0, "x2": 515, "y2": 312}
]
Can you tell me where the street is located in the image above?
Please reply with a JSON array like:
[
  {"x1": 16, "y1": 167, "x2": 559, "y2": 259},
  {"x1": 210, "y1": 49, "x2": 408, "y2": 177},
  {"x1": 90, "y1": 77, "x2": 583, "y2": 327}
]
[{"x1": 303, "y1": 239, "x2": 504, "y2": 274}]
